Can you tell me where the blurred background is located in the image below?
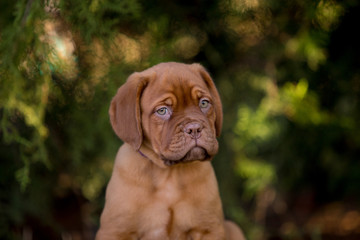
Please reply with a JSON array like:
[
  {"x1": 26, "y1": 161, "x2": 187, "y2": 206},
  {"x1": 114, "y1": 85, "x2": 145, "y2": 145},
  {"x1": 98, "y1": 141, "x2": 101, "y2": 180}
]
[{"x1": 1, "y1": 0, "x2": 360, "y2": 239}]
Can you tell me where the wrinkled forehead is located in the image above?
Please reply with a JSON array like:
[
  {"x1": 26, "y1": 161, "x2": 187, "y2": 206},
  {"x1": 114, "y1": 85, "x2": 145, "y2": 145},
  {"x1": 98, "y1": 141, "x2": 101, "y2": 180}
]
[{"x1": 141, "y1": 69, "x2": 210, "y2": 110}]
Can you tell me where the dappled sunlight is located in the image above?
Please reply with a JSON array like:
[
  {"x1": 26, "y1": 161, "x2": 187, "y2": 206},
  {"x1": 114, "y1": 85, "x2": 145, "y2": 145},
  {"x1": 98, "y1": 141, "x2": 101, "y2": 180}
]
[
  {"x1": 285, "y1": 32, "x2": 327, "y2": 70},
  {"x1": 234, "y1": 75, "x2": 331, "y2": 129},
  {"x1": 234, "y1": 105, "x2": 281, "y2": 148},
  {"x1": 172, "y1": 27, "x2": 208, "y2": 60},
  {"x1": 221, "y1": 0, "x2": 260, "y2": 12},
  {"x1": 173, "y1": 35, "x2": 201, "y2": 59},
  {"x1": 42, "y1": 20, "x2": 78, "y2": 80},
  {"x1": 316, "y1": 1, "x2": 344, "y2": 31},
  {"x1": 306, "y1": 203, "x2": 360, "y2": 237},
  {"x1": 113, "y1": 33, "x2": 143, "y2": 64},
  {"x1": 235, "y1": 157, "x2": 276, "y2": 200},
  {"x1": 225, "y1": 8, "x2": 272, "y2": 49},
  {"x1": 7, "y1": 95, "x2": 48, "y2": 138},
  {"x1": 279, "y1": 79, "x2": 330, "y2": 125}
]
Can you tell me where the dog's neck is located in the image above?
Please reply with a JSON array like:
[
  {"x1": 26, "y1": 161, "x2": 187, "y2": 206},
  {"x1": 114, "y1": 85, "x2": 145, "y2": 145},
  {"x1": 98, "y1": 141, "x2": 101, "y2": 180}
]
[
  {"x1": 138, "y1": 149, "x2": 149, "y2": 160},
  {"x1": 116, "y1": 143, "x2": 214, "y2": 189},
  {"x1": 137, "y1": 143, "x2": 168, "y2": 169},
  {"x1": 136, "y1": 143, "x2": 211, "y2": 170}
]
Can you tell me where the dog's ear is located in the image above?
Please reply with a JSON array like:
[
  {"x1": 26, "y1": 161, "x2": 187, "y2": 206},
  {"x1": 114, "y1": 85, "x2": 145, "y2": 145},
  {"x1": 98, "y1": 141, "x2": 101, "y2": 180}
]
[
  {"x1": 109, "y1": 72, "x2": 150, "y2": 150},
  {"x1": 191, "y1": 63, "x2": 223, "y2": 137}
]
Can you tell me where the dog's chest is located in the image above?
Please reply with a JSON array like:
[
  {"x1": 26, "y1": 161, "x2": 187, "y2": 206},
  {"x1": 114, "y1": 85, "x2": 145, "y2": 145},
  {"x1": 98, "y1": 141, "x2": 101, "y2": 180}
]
[
  {"x1": 136, "y1": 178, "x2": 186, "y2": 238},
  {"x1": 152, "y1": 174, "x2": 184, "y2": 204}
]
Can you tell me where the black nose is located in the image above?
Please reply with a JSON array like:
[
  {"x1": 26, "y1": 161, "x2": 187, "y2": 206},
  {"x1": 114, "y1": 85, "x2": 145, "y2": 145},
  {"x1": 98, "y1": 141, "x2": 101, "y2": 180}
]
[{"x1": 184, "y1": 122, "x2": 203, "y2": 139}]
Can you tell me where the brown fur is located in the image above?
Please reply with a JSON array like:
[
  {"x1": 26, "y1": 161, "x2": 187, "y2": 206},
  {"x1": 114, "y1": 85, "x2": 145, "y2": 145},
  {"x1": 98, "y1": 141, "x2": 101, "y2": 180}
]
[{"x1": 97, "y1": 62, "x2": 246, "y2": 240}]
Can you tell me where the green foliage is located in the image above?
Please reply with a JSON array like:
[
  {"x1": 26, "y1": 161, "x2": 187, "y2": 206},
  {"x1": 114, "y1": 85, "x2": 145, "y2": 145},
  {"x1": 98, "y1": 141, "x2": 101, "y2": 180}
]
[
  {"x1": 236, "y1": 157, "x2": 276, "y2": 200},
  {"x1": 1, "y1": 0, "x2": 51, "y2": 191},
  {"x1": 59, "y1": 0, "x2": 142, "y2": 41}
]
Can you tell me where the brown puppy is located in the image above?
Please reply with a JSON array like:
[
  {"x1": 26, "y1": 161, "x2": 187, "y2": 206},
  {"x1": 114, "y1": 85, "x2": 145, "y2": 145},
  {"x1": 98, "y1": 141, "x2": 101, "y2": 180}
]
[{"x1": 96, "y1": 62, "x2": 245, "y2": 240}]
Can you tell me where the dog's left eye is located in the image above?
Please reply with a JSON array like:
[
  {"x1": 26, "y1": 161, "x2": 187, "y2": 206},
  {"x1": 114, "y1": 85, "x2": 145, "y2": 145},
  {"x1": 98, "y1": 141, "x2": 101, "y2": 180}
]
[{"x1": 199, "y1": 99, "x2": 210, "y2": 109}]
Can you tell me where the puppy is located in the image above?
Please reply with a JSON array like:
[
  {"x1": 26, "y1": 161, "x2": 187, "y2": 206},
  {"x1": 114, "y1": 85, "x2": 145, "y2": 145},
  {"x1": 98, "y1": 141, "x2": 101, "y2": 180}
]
[{"x1": 96, "y1": 62, "x2": 245, "y2": 240}]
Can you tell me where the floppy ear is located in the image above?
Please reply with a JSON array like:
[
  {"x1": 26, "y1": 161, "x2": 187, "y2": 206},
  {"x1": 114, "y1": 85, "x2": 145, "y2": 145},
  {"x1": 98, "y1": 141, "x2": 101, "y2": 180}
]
[
  {"x1": 191, "y1": 63, "x2": 223, "y2": 137},
  {"x1": 109, "y1": 72, "x2": 149, "y2": 150}
]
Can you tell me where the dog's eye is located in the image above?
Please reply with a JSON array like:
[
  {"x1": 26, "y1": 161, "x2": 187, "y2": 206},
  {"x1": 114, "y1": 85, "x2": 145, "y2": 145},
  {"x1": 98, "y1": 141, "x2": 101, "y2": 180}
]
[
  {"x1": 155, "y1": 107, "x2": 171, "y2": 120},
  {"x1": 199, "y1": 99, "x2": 210, "y2": 109},
  {"x1": 156, "y1": 107, "x2": 168, "y2": 115}
]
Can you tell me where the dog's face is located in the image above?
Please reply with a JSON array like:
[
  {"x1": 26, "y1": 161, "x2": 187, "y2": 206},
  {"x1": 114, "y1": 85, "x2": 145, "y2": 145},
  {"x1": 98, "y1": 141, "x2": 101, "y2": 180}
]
[{"x1": 109, "y1": 62, "x2": 223, "y2": 168}]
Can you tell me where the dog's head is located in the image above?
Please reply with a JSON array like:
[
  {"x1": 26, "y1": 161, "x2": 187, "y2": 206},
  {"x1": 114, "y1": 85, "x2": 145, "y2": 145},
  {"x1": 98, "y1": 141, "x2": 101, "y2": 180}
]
[{"x1": 109, "y1": 62, "x2": 223, "y2": 168}]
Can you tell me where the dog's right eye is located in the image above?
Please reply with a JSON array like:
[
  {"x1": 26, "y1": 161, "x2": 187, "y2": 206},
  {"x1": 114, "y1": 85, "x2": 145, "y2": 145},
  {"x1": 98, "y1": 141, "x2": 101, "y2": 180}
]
[
  {"x1": 155, "y1": 106, "x2": 172, "y2": 120},
  {"x1": 156, "y1": 107, "x2": 168, "y2": 115}
]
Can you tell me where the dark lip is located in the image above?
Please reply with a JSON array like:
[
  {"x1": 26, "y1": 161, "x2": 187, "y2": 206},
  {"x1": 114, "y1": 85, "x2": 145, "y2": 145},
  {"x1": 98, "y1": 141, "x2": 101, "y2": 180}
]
[{"x1": 161, "y1": 147, "x2": 211, "y2": 167}]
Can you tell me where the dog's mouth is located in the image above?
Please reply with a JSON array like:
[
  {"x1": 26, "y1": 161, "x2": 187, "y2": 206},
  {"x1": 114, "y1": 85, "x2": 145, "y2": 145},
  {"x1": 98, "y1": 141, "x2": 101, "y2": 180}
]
[{"x1": 162, "y1": 147, "x2": 211, "y2": 167}]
